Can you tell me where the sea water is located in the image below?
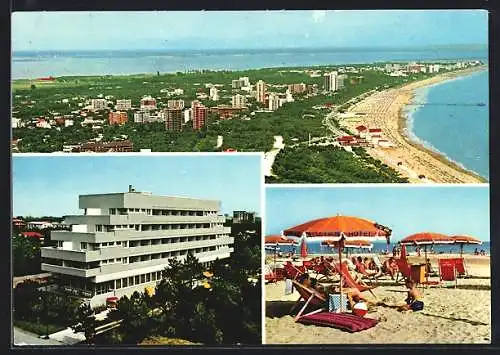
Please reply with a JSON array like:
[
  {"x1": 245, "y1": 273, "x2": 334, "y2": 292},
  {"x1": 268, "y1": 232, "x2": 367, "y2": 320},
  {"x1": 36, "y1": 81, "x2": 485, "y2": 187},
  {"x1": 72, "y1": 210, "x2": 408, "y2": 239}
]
[
  {"x1": 12, "y1": 48, "x2": 487, "y2": 79},
  {"x1": 406, "y1": 70, "x2": 489, "y2": 180}
]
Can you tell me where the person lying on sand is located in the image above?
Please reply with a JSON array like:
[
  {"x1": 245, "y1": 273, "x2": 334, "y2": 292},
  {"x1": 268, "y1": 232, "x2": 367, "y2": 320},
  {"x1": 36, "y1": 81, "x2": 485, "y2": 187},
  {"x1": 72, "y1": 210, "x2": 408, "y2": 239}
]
[{"x1": 327, "y1": 285, "x2": 376, "y2": 310}]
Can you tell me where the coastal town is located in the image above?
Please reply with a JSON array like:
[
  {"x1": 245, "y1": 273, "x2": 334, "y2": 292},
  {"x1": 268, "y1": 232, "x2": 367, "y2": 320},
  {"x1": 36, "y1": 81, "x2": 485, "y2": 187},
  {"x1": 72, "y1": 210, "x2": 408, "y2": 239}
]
[{"x1": 12, "y1": 60, "x2": 483, "y2": 154}]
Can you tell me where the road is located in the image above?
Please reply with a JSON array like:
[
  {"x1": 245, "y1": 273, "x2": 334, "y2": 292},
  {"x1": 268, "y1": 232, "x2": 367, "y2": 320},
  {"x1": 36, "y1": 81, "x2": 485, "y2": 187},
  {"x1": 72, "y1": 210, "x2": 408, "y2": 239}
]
[{"x1": 13, "y1": 327, "x2": 64, "y2": 346}]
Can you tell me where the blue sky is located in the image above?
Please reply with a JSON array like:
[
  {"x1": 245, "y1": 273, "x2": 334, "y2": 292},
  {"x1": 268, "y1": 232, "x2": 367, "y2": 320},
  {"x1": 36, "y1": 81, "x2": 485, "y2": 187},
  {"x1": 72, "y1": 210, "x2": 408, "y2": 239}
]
[
  {"x1": 11, "y1": 10, "x2": 488, "y2": 51},
  {"x1": 266, "y1": 186, "x2": 490, "y2": 242},
  {"x1": 12, "y1": 155, "x2": 262, "y2": 216}
]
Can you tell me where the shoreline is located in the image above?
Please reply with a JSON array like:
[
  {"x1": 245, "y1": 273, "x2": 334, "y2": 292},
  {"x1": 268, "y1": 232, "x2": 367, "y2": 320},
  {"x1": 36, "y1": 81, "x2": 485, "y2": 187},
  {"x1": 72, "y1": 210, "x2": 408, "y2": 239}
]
[
  {"x1": 343, "y1": 66, "x2": 488, "y2": 183},
  {"x1": 398, "y1": 67, "x2": 488, "y2": 182}
]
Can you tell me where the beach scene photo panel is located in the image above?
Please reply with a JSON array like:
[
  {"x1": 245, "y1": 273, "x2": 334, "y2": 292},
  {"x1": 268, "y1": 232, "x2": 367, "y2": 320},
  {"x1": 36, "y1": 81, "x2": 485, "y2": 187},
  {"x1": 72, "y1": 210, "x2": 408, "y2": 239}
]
[
  {"x1": 11, "y1": 10, "x2": 488, "y2": 183},
  {"x1": 264, "y1": 185, "x2": 491, "y2": 344}
]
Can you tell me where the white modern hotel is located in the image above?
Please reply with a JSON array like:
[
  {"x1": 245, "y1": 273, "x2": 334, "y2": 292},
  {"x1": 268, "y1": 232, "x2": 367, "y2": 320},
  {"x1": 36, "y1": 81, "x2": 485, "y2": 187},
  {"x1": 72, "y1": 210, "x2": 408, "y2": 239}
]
[{"x1": 41, "y1": 186, "x2": 234, "y2": 306}]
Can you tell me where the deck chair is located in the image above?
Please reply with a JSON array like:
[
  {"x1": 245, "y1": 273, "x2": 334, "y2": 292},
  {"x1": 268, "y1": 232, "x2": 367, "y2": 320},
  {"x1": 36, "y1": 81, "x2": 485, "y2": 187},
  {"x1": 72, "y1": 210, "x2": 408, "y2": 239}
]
[
  {"x1": 290, "y1": 280, "x2": 327, "y2": 321},
  {"x1": 354, "y1": 261, "x2": 378, "y2": 284},
  {"x1": 284, "y1": 262, "x2": 305, "y2": 280},
  {"x1": 264, "y1": 265, "x2": 277, "y2": 283},
  {"x1": 333, "y1": 262, "x2": 378, "y2": 298},
  {"x1": 439, "y1": 259, "x2": 457, "y2": 288},
  {"x1": 451, "y1": 258, "x2": 469, "y2": 278},
  {"x1": 302, "y1": 260, "x2": 314, "y2": 271}
]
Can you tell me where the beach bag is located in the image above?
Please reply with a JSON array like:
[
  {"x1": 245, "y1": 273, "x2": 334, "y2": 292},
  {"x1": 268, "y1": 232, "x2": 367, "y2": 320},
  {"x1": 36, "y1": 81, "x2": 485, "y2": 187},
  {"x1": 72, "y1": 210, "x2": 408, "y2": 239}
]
[
  {"x1": 329, "y1": 293, "x2": 348, "y2": 313},
  {"x1": 284, "y1": 278, "x2": 294, "y2": 295}
]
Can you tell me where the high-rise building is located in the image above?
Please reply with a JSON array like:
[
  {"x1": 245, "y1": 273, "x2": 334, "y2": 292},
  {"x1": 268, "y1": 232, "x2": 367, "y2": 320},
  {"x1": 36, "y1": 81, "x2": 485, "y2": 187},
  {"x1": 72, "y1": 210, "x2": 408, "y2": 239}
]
[
  {"x1": 209, "y1": 87, "x2": 219, "y2": 101},
  {"x1": 108, "y1": 111, "x2": 128, "y2": 125},
  {"x1": 115, "y1": 99, "x2": 132, "y2": 111},
  {"x1": 165, "y1": 108, "x2": 183, "y2": 132},
  {"x1": 336, "y1": 74, "x2": 347, "y2": 90},
  {"x1": 183, "y1": 108, "x2": 192, "y2": 124},
  {"x1": 91, "y1": 99, "x2": 108, "y2": 111},
  {"x1": 324, "y1": 71, "x2": 338, "y2": 92},
  {"x1": 256, "y1": 80, "x2": 267, "y2": 104},
  {"x1": 140, "y1": 96, "x2": 157, "y2": 110},
  {"x1": 231, "y1": 94, "x2": 247, "y2": 108},
  {"x1": 167, "y1": 100, "x2": 185, "y2": 110},
  {"x1": 192, "y1": 102, "x2": 208, "y2": 130},
  {"x1": 268, "y1": 93, "x2": 280, "y2": 111},
  {"x1": 41, "y1": 187, "x2": 233, "y2": 306}
]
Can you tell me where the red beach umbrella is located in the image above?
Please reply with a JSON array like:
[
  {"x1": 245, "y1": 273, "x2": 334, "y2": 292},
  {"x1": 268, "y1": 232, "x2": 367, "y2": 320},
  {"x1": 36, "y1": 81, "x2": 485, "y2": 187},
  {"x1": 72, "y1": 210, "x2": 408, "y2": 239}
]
[
  {"x1": 450, "y1": 235, "x2": 482, "y2": 257},
  {"x1": 283, "y1": 215, "x2": 388, "y2": 311},
  {"x1": 265, "y1": 235, "x2": 298, "y2": 274}
]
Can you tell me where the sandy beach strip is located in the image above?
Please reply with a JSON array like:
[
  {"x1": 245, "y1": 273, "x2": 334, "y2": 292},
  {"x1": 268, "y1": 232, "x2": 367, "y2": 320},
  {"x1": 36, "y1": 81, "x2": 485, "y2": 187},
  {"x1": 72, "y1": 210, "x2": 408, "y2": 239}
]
[
  {"x1": 265, "y1": 255, "x2": 490, "y2": 344},
  {"x1": 339, "y1": 67, "x2": 487, "y2": 183}
]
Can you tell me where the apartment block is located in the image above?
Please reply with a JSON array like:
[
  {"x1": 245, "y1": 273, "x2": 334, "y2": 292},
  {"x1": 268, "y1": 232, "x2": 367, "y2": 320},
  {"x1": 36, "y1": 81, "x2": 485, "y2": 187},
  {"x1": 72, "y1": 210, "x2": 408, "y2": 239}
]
[
  {"x1": 324, "y1": 71, "x2": 338, "y2": 92},
  {"x1": 41, "y1": 187, "x2": 233, "y2": 306},
  {"x1": 231, "y1": 94, "x2": 247, "y2": 108},
  {"x1": 256, "y1": 80, "x2": 267, "y2": 104},
  {"x1": 192, "y1": 102, "x2": 208, "y2": 130},
  {"x1": 140, "y1": 96, "x2": 157, "y2": 110},
  {"x1": 91, "y1": 99, "x2": 108, "y2": 111},
  {"x1": 108, "y1": 111, "x2": 128, "y2": 125},
  {"x1": 167, "y1": 100, "x2": 185, "y2": 110}
]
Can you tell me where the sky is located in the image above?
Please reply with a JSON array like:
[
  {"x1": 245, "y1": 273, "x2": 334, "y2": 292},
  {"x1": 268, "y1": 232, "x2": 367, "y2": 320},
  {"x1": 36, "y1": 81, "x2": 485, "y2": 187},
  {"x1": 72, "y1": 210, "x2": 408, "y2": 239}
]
[
  {"x1": 12, "y1": 154, "x2": 262, "y2": 217},
  {"x1": 266, "y1": 186, "x2": 490, "y2": 242},
  {"x1": 11, "y1": 10, "x2": 488, "y2": 51}
]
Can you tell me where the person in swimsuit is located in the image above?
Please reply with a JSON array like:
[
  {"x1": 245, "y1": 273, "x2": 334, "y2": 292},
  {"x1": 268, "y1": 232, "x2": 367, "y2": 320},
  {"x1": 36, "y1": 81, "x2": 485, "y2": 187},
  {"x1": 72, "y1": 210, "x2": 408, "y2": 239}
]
[{"x1": 398, "y1": 279, "x2": 424, "y2": 312}]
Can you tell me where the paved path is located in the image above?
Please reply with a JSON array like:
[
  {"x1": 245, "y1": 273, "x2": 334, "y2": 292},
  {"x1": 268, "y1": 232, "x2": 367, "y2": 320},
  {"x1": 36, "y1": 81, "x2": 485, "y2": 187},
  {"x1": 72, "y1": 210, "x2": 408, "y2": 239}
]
[
  {"x1": 13, "y1": 327, "x2": 64, "y2": 346},
  {"x1": 263, "y1": 136, "x2": 285, "y2": 177}
]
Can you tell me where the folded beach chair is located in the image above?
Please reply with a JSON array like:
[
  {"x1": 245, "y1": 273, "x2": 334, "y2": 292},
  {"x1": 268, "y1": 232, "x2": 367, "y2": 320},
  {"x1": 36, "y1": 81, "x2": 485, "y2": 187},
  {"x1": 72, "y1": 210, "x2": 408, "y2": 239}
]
[
  {"x1": 290, "y1": 280, "x2": 328, "y2": 321},
  {"x1": 333, "y1": 262, "x2": 378, "y2": 298},
  {"x1": 438, "y1": 259, "x2": 458, "y2": 288},
  {"x1": 297, "y1": 312, "x2": 379, "y2": 332}
]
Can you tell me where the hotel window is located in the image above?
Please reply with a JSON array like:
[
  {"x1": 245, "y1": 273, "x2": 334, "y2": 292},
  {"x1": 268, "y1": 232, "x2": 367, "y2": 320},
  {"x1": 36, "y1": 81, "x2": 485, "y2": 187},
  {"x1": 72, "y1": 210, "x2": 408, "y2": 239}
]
[
  {"x1": 152, "y1": 272, "x2": 157, "y2": 281},
  {"x1": 122, "y1": 278, "x2": 128, "y2": 287},
  {"x1": 116, "y1": 279, "x2": 122, "y2": 289},
  {"x1": 96, "y1": 225, "x2": 103, "y2": 232},
  {"x1": 141, "y1": 274, "x2": 146, "y2": 283},
  {"x1": 101, "y1": 260, "x2": 108, "y2": 265},
  {"x1": 128, "y1": 276, "x2": 134, "y2": 286},
  {"x1": 135, "y1": 275, "x2": 140, "y2": 285},
  {"x1": 146, "y1": 273, "x2": 151, "y2": 282},
  {"x1": 116, "y1": 241, "x2": 121, "y2": 246},
  {"x1": 57, "y1": 241, "x2": 63, "y2": 248},
  {"x1": 102, "y1": 242, "x2": 108, "y2": 247},
  {"x1": 122, "y1": 257, "x2": 128, "y2": 264},
  {"x1": 109, "y1": 208, "x2": 116, "y2": 215},
  {"x1": 116, "y1": 258, "x2": 122, "y2": 263},
  {"x1": 156, "y1": 271, "x2": 162, "y2": 280},
  {"x1": 80, "y1": 242, "x2": 87, "y2": 250}
]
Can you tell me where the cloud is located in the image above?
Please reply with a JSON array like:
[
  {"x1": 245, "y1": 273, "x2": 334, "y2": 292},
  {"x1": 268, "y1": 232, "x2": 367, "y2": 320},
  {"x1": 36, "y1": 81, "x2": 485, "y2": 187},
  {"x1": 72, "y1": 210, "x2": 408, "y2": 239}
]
[{"x1": 311, "y1": 10, "x2": 327, "y2": 24}]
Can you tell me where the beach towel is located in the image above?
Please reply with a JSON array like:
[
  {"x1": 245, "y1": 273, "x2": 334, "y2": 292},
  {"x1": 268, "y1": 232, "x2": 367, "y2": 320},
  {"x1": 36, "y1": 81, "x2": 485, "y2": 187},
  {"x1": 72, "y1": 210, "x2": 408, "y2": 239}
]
[
  {"x1": 285, "y1": 279, "x2": 294, "y2": 295},
  {"x1": 297, "y1": 312, "x2": 379, "y2": 332},
  {"x1": 329, "y1": 294, "x2": 348, "y2": 313}
]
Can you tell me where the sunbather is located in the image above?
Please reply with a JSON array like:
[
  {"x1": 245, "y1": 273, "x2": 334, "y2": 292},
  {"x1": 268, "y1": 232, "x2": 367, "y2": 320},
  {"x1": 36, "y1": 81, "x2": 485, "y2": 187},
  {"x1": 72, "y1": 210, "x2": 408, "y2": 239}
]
[
  {"x1": 425, "y1": 258, "x2": 437, "y2": 276},
  {"x1": 382, "y1": 257, "x2": 397, "y2": 279},
  {"x1": 328, "y1": 285, "x2": 375, "y2": 309},
  {"x1": 356, "y1": 256, "x2": 377, "y2": 277}
]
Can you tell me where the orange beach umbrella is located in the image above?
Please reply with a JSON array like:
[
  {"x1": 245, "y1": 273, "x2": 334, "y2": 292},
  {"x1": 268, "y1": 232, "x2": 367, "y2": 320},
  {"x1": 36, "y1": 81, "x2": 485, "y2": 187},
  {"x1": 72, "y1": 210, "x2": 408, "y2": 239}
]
[
  {"x1": 450, "y1": 235, "x2": 482, "y2": 257},
  {"x1": 283, "y1": 215, "x2": 388, "y2": 311}
]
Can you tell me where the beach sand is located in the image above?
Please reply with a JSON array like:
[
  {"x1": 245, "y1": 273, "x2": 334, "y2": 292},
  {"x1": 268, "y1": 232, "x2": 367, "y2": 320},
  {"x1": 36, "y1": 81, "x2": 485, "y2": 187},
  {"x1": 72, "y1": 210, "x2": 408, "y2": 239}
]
[
  {"x1": 265, "y1": 255, "x2": 491, "y2": 344},
  {"x1": 339, "y1": 67, "x2": 487, "y2": 183}
]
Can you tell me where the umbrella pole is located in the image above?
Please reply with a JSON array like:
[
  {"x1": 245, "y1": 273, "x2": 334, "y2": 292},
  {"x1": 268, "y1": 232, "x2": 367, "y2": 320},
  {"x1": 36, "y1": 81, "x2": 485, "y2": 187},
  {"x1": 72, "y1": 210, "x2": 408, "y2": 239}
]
[
  {"x1": 460, "y1": 244, "x2": 463, "y2": 258},
  {"x1": 425, "y1": 245, "x2": 428, "y2": 285},
  {"x1": 274, "y1": 244, "x2": 277, "y2": 274},
  {"x1": 339, "y1": 241, "x2": 343, "y2": 313}
]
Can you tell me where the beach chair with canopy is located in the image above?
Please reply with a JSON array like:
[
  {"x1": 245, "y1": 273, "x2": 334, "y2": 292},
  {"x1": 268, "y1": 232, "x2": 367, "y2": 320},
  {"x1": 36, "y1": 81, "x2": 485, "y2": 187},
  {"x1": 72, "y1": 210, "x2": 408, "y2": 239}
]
[
  {"x1": 290, "y1": 280, "x2": 328, "y2": 321},
  {"x1": 450, "y1": 257, "x2": 469, "y2": 278},
  {"x1": 438, "y1": 259, "x2": 458, "y2": 288}
]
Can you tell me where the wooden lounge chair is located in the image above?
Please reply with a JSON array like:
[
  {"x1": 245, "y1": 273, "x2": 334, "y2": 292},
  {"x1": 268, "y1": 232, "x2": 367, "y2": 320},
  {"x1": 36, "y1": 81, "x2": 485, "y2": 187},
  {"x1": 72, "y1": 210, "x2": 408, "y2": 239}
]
[
  {"x1": 333, "y1": 262, "x2": 378, "y2": 298},
  {"x1": 438, "y1": 259, "x2": 458, "y2": 288},
  {"x1": 290, "y1": 280, "x2": 328, "y2": 321}
]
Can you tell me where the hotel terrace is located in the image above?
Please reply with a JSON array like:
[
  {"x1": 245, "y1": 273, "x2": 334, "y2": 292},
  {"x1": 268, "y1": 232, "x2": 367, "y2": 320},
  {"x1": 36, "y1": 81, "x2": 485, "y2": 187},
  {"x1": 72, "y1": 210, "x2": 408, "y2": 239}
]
[{"x1": 41, "y1": 186, "x2": 234, "y2": 306}]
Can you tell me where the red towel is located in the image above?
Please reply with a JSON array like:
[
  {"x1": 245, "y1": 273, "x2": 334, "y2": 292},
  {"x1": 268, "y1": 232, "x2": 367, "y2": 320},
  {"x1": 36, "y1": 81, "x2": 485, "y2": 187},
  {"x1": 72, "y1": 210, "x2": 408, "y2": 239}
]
[{"x1": 297, "y1": 312, "x2": 378, "y2": 332}]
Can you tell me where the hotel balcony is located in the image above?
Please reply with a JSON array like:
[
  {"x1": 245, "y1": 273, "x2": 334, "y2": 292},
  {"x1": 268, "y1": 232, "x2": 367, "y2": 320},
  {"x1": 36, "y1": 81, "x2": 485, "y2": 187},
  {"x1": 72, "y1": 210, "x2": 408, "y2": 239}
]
[
  {"x1": 51, "y1": 226, "x2": 232, "y2": 243},
  {"x1": 41, "y1": 236, "x2": 234, "y2": 262},
  {"x1": 64, "y1": 214, "x2": 226, "y2": 225}
]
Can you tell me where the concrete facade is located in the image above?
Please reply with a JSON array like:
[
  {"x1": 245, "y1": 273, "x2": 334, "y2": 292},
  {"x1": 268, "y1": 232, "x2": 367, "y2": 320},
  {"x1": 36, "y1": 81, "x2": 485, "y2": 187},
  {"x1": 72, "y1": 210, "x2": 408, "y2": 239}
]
[{"x1": 41, "y1": 188, "x2": 233, "y2": 306}]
